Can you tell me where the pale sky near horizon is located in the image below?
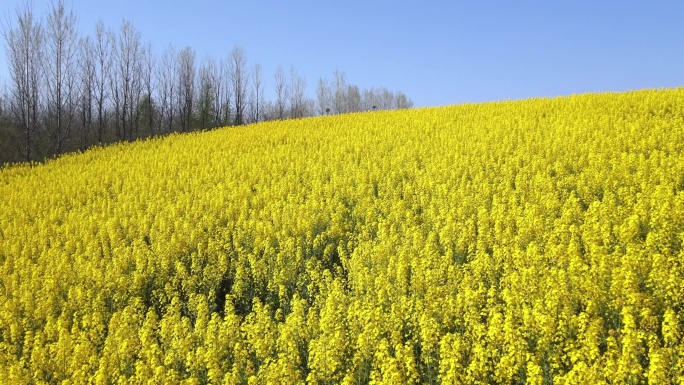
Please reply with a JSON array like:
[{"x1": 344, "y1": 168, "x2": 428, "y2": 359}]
[{"x1": 0, "y1": 1, "x2": 682, "y2": 107}]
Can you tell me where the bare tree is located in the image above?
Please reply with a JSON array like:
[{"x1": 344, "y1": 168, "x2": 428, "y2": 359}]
[
  {"x1": 93, "y1": 20, "x2": 112, "y2": 143},
  {"x1": 156, "y1": 44, "x2": 176, "y2": 133},
  {"x1": 115, "y1": 20, "x2": 141, "y2": 141},
  {"x1": 316, "y1": 77, "x2": 332, "y2": 115},
  {"x1": 130, "y1": 44, "x2": 144, "y2": 139},
  {"x1": 346, "y1": 84, "x2": 361, "y2": 113},
  {"x1": 303, "y1": 98, "x2": 315, "y2": 117},
  {"x1": 219, "y1": 57, "x2": 232, "y2": 125},
  {"x1": 249, "y1": 62, "x2": 263, "y2": 123},
  {"x1": 333, "y1": 70, "x2": 347, "y2": 114},
  {"x1": 108, "y1": 31, "x2": 121, "y2": 139},
  {"x1": 361, "y1": 88, "x2": 372, "y2": 111},
  {"x1": 177, "y1": 46, "x2": 195, "y2": 132},
  {"x1": 43, "y1": 0, "x2": 79, "y2": 154},
  {"x1": 0, "y1": 82, "x2": 7, "y2": 118},
  {"x1": 77, "y1": 35, "x2": 95, "y2": 150},
  {"x1": 210, "y1": 57, "x2": 228, "y2": 127},
  {"x1": 229, "y1": 46, "x2": 248, "y2": 125},
  {"x1": 274, "y1": 65, "x2": 288, "y2": 120},
  {"x1": 395, "y1": 91, "x2": 413, "y2": 109},
  {"x1": 380, "y1": 88, "x2": 394, "y2": 110},
  {"x1": 289, "y1": 66, "x2": 306, "y2": 118},
  {"x1": 2, "y1": 2, "x2": 43, "y2": 161},
  {"x1": 0, "y1": 81, "x2": 18, "y2": 163},
  {"x1": 140, "y1": 42, "x2": 155, "y2": 135},
  {"x1": 196, "y1": 56, "x2": 214, "y2": 129}
]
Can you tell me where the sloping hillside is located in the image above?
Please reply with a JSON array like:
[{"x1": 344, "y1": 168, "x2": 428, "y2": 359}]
[{"x1": 2, "y1": 88, "x2": 684, "y2": 383}]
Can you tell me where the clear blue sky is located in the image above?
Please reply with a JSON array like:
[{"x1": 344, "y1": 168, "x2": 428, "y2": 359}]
[{"x1": 1, "y1": 0, "x2": 683, "y2": 107}]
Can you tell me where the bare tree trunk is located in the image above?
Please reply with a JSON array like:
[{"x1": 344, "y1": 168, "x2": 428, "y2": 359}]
[
  {"x1": 131, "y1": 50, "x2": 143, "y2": 140},
  {"x1": 142, "y1": 42, "x2": 155, "y2": 135},
  {"x1": 93, "y1": 21, "x2": 112, "y2": 144},
  {"x1": 346, "y1": 84, "x2": 361, "y2": 113},
  {"x1": 197, "y1": 56, "x2": 214, "y2": 129},
  {"x1": 78, "y1": 35, "x2": 95, "y2": 150},
  {"x1": 155, "y1": 44, "x2": 176, "y2": 133},
  {"x1": 177, "y1": 47, "x2": 195, "y2": 132},
  {"x1": 229, "y1": 46, "x2": 248, "y2": 126},
  {"x1": 0, "y1": 83, "x2": 17, "y2": 163},
  {"x1": 395, "y1": 91, "x2": 413, "y2": 109},
  {"x1": 44, "y1": 0, "x2": 78, "y2": 155},
  {"x1": 211, "y1": 57, "x2": 225, "y2": 127},
  {"x1": 220, "y1": 58, "x2": 232, "y2": 126},
  {"x1": 316, "y1": 78, "x2": 332, "y2": 115},
  {"x1": 115, "y1": 20, "x2": 141, "y2": 141},
  {"x1": 289, "y1": 66, "x2": 306, "y2": 118},
  {"x1": 333, "y1": 70, "x2": 347, "y2": 114},
  {"x1": 2, "y1": 1, "x2": 43, "y2": 161},
  {"x1": 274, "y1": 65, "x2": 287, "y2": 120},
  {"x1": 251, "y1": 62, "x2": 263, "y2": 123}
]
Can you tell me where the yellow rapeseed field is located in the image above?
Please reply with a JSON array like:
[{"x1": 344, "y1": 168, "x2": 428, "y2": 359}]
[{"x1": 2, "y1": 88, "x2": 684, "y2": 384}]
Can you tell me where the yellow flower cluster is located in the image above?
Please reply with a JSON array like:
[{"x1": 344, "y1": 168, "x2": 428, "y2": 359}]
[{"x1": 2, "y1": 88, "x2": 684, "y2": 383}]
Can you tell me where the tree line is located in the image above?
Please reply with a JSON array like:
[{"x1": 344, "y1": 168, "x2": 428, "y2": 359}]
[{"x1": 0, "y1": 1, "x2": 413, "y2": 165}]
